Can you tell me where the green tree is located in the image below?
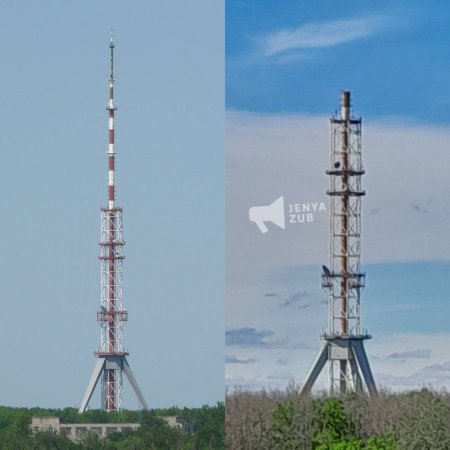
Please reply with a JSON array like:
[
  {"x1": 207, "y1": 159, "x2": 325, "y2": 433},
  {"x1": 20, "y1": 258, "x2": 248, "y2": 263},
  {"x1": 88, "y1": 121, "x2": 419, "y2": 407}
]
[
  {"x1": 313, "y1": 398, "x2": 353, "y2": 449},
  {"x1": 33, "y1": 431, "x2": 78, "y2": 450},
  {"x1": 270, "y1": 400, "x2": 300, "y2": 450},
  {"x1": 329, "y1": 438, "x2": 364, "y2": 450},
  {"x1": 366, "y1": 435, "x2": 396, "y2": 450}
]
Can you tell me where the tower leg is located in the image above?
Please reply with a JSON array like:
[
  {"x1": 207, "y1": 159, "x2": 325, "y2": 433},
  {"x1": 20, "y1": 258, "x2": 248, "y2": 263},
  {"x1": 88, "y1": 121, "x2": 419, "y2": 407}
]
[
  {"x1": 339, "y1": 360, "x2": 347, "y2": 394},
  {"x1": 329, "y1": 358, "x2": 335, "y2": 395},
  {"x1": 351, "y1": 340, "x2": 377, "y2": 397},
  {"x1": 300, "y1": 344, "x2": 328, "y2": 396},
  {"x1": 79, "y1": 358, "x2": 106, "y2": 413},
  {"x1": 80, "y1": 355, "x2": 148, "y2": 412},
  {"x1": 123, "y1": 357, "x2": 149, "y2": 409},
  {"x1": 349, "y1": 357, "x2": 363, "y2": 394},
  {"x1": 301, "y1": 336, "x2": 376, "y2": 397}
]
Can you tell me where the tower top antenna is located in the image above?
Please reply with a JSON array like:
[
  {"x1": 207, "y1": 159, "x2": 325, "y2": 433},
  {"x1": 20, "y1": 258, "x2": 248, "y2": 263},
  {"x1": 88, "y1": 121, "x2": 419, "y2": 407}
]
[{"x1": 109, "y1": 32, "x2": 115, "y2": 81}]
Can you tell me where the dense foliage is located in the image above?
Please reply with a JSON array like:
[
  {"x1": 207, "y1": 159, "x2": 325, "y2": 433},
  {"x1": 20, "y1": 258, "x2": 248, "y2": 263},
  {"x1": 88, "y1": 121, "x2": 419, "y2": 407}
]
[
  {"x1": 225, "y1": 387, "x2": 450, "y2": 449},
  {"x1": 0, "y1": 402, "x2": 224, "y2": 449}
]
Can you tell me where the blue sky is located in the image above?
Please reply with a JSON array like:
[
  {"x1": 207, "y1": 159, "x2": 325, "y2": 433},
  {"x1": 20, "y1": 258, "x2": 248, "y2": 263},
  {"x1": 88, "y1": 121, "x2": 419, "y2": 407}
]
[
  {"x1": 226, "y1": 2, "x2": 450, "y2": 392},
  {"x1": 0, "y1": 2, "x2": 223, "y2": 409},
  {"x1": 226, "y1": 0, "x2": 450, "y2": 123}
]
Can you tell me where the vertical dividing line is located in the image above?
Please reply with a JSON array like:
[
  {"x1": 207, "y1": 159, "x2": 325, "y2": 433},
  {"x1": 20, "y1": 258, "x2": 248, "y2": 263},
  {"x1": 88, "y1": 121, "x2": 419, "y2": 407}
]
[
  {"x1": 340, "y1": 91, "x2": 349, "y2": 337},
  {"x1": 339, "y1": 91, "x2": 351, "y2": 394}
]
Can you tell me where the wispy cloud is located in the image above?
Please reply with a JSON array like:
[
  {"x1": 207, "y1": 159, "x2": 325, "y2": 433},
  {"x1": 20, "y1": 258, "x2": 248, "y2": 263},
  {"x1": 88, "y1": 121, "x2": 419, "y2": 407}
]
[
  {"x1": 226, "y1": 327, "x2": 274, "y2": 347},
  {"x1": 388, "y1": 349, "x2": 432, "y2": 360},
  {"x1": 276, "y1": 357, "x2": 289, "y2": 366},
  {"x1": 378, "y1": 360, "x2": 450, "y2": 388},
  {"x1": 262, "y1": 17, "x2": 386, "y2": 58},
  {"x1": 412, "y1": 198, "x2": 431, "y2": 214},
  {"x1": 226, "y1": 355, "x2": 258, "y2": 364},
  {"x1": 266, "y1": 373, "x2": 294, "y2": 381},
  {"x1": 225, "y1": 327, "x2": 308, "y2": 350},
  {"x1": 280, "y1": 290, "x2": 308, "y2": 307}
]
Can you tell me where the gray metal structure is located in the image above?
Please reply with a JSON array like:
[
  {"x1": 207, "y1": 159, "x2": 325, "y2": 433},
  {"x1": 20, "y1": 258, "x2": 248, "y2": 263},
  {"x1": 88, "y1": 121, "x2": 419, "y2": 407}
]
[
  {"x1": 301, "y1": 91, "x2": 377, "y2": 397},
  {"x1": 79, "y1": 355, "x2": 148, "y2": 413}
]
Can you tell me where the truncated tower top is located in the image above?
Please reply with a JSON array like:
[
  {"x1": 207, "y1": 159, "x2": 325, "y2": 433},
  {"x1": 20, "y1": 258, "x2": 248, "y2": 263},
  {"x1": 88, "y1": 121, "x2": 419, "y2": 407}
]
[
  {"x1": 323, "y1": 90, "x2": 366, "y2": 338},
  {"x1": 301, "y1": 91, "x2": 377, "y2": 397}
]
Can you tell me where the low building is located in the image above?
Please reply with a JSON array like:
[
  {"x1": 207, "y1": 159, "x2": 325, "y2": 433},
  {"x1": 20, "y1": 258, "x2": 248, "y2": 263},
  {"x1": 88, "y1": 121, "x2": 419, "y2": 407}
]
[
  {"x1": 163, "y1": 415, "x2": 194, "y2": 434},
  {"x1": 31, "y1": 417, "x2": 140, "y2": 440},
  {"x1": 31, "y1": 415, "x2": 193, "y2": 440}
]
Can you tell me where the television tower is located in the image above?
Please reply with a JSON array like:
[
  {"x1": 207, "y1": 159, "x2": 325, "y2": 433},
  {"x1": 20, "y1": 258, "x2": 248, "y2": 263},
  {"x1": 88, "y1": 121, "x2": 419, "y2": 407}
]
[
  {"x1": 79, "y1": 37, "x2": 149, "y2": 413},
  {"x1": 301, "y1": 91, "x2": 377, "y2": 397}
]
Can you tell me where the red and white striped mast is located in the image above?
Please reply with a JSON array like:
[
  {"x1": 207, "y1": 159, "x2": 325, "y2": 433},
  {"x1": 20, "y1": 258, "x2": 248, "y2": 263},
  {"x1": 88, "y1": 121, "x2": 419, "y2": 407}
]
[
  {"x1": 108, "y1": 35, "x2": 116, "y2": 211},
  {"x1": 79, "y1": 36, "x2": 148, "y2": 413}
]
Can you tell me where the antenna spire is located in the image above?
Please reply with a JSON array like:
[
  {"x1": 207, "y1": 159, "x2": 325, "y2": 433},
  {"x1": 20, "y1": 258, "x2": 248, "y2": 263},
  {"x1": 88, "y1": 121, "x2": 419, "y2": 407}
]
[{"x1": 109, "y1": 31, "x2": 115, "y2": 81}]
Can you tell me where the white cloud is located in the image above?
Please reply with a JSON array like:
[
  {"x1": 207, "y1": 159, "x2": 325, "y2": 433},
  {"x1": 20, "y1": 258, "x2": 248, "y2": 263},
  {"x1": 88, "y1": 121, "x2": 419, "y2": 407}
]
[
  {"x1": 226, "y1": 110, "x2": 450, "y2": 282},
  {"x1": 372, "y1": 334, "x2": 450, "y2": 391},
  {"x1": 263, "y1": 17, "x2": 386, "y2": 58},
  {"x1": 226, "y1": 110, "x2": 450, "y2": 392}
]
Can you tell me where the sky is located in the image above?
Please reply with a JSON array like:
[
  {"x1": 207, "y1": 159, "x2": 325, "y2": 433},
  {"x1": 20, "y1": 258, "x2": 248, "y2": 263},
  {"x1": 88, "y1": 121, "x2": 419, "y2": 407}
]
[
  {"x1": 226, "y1": 0, "x2": 450, "y2": 122},
  {"x1": 0, "y1": 2, "x2": 223, "y2": 409},
  {"x1": 226, "y1": 1, "x2": 450, "y2": 393}
]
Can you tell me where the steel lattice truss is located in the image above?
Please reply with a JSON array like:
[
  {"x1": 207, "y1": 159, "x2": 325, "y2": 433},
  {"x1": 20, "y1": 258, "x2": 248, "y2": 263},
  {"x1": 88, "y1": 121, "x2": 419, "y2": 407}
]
[
  {"x1": 98, "y1": 207, "x2": 127, "y2": 354},
  {"x1": 301, "y1": 92, "x2": 377, "y2": 398},
  {"x1": 323, "y1": 115, "x2": 365, "y2": 337},
  {"x1": 101, "y1": 362, "x2": 123, "y2": 411}
]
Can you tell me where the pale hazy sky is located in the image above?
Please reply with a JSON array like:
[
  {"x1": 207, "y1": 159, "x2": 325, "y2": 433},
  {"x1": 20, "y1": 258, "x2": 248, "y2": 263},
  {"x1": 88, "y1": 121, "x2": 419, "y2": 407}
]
[{"x1": 0, "y1": 2, "x2": 223, "y2": 409}]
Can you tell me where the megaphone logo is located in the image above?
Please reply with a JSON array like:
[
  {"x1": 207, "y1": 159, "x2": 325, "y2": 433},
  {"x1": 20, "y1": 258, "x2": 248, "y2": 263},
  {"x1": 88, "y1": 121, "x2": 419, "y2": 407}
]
[{"x1": 249, "y1": 196, "x2": 286, "y2": 234}]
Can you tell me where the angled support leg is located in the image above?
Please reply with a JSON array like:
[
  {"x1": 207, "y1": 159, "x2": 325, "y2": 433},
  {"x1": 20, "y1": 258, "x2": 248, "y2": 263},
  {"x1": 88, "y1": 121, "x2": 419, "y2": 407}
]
[
  {"x1": 79, "y1": 358, "x2": 106, "y2": 413},
  {"x1": 301, "y1": 344, "x2": 328, "y2": 396},
  {"x1": 351, "y1": 340, "x2": 377, "y2": 397},
  {"x1": 123, "y1": 357, "x2": 149, "y2": 409},
  {"x1": 349, "y1": 357, "x2": 362, "y2": 394}
]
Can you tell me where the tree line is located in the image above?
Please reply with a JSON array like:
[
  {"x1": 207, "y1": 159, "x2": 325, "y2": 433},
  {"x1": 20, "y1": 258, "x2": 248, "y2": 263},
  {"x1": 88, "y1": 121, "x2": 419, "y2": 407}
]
[
  {"x1": 225, "y1": 387, "x2": 450, "y2": 449},
  {"x1": 0, "y1": 402, "x2": 224, "y2": 449}
]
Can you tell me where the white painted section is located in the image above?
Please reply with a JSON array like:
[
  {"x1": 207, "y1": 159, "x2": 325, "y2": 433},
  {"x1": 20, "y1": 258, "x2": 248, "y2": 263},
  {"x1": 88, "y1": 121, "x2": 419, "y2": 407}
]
[
  {"x1": 109, "y1": 144, "x2": 114, "y2": 154},
  {"x1": 109, "y1": 117, "x2": 114, "y2": 129},
  {"x1": 109, "y1": 200, "x2": 115, "y2": 209},
  {"x1": 109, "y1": 170, "x2": 114, "y2": 185}
]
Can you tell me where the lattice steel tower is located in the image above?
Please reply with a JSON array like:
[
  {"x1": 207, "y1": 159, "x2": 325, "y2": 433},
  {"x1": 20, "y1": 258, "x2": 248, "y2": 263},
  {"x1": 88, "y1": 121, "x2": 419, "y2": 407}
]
[
  {"x1": 79, "y1": 37, "x2": 148, "y2": 413},
  {"x1": 301, "y1": 91, "x2": 377, "y2": 397}
]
